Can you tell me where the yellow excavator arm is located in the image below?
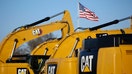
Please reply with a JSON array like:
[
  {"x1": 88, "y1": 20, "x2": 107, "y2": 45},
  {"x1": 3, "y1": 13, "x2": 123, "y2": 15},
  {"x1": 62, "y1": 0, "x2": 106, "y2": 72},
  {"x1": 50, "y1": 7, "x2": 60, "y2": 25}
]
[{"x1": 0, "y1": 10, "x2": 74, "y2": 63}]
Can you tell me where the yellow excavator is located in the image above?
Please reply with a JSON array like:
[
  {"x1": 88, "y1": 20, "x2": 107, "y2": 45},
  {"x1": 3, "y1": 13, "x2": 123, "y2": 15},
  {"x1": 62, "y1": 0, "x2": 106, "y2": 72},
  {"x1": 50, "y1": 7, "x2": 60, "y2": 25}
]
[
  {"x1": 0, "y1": 10, "x2": 132, "y2": 74},
  {"x1": 41, "y1": 13, "x2": 132, "y2": 74},
  {"x1": 0, "y1": 10, "x2": 74, "y2": 74}
]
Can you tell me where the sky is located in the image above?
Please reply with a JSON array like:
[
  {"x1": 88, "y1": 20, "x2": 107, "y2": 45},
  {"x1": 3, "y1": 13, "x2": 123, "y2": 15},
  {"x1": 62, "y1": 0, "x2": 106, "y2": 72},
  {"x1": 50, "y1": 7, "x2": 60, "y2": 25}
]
[{"x1": 0, "y1": 0, "x2": 132, "y2": 41}]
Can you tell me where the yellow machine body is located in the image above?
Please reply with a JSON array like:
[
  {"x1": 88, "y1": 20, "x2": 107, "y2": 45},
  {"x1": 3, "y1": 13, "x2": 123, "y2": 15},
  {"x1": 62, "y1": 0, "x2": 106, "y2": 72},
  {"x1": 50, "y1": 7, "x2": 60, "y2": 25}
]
[
  {"x1": 0, "y1": 63, "x2": 34, "y2": 74},
  {"x1": 97, "y1": 45, "x2": 132, "y2": 74},
  {"x1": 45, "y1": 43, "x2": 132, "y2": 74}
]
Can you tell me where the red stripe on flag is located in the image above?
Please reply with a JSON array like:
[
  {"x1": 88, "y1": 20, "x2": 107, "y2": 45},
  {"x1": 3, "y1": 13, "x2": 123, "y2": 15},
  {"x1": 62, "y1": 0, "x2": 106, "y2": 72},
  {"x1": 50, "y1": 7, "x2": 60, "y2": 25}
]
[{"x1": 79, "y1": 3, "x2": 99, "y2": 21}]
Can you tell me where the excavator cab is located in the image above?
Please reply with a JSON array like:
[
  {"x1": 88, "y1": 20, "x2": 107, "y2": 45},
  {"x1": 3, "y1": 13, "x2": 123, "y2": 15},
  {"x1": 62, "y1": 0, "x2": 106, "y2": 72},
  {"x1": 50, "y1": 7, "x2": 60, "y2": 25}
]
[
  {"x1": 6, "y1": 54, "x2": 50, "y2": 74},
  {"x1": 79, "y1": 34, "x2": 132, "y2": 74}
]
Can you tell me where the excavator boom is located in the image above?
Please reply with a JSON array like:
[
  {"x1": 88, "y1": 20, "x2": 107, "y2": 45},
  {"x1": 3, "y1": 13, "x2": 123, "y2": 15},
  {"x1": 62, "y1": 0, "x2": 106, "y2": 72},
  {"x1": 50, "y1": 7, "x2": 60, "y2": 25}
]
[
  {"x1": 0, "y1": 10, "x2": 74, "y2": 74},
  {"x1": 0, "y1": 10, "x2": 74, "y2": 63}
]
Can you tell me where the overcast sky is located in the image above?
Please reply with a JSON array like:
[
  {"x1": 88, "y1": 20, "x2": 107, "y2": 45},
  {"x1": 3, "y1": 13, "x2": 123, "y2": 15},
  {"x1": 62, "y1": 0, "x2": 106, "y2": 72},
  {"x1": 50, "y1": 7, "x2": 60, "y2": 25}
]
[{"x1": 0, "y1": 0, "x2": 132, "y2": 41}]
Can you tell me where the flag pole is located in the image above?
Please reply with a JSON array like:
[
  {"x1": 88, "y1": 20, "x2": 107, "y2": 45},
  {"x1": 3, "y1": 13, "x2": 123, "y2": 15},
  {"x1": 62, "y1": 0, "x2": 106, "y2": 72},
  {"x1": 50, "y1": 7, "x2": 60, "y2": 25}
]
[
  {"x1": 131, "y1": 16, "x2": 132, "y2": 29},
  {"x1": 77, "y1": 0, "x2": 80, "y2": 27}
]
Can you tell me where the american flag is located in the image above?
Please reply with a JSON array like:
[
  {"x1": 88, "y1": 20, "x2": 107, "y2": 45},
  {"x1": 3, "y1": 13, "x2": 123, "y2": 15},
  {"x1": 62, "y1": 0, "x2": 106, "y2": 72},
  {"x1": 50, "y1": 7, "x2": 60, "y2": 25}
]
[{"x1": 79, "y1": 2, "x2": 99, "y2": 21}]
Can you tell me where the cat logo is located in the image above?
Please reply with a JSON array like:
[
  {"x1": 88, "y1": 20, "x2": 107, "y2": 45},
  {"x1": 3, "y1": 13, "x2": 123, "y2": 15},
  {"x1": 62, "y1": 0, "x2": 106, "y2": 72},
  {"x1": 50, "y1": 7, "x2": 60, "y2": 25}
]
[
  {"x1": 32, "y1": 28, "x2": 42, "y2": 35},
  {"x1": 48, "y1": 64, "x2": 57, "y2": 74},
  {"x1": 81, "y1": 55, "x2": 93, "y2": 72},
  {"x1": 17, "y1": 68, "x2": 28, "y2": 74}
]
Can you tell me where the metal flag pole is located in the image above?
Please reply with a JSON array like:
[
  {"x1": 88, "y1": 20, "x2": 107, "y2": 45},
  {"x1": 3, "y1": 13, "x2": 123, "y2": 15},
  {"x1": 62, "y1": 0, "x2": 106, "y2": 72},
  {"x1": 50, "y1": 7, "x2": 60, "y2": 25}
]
[
  {"x1": 130, "y1": 16, "x2": 132, "y2": 29},
  {"x1": 77, "y1": 0, "x2": 80, "y2": 27}
]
